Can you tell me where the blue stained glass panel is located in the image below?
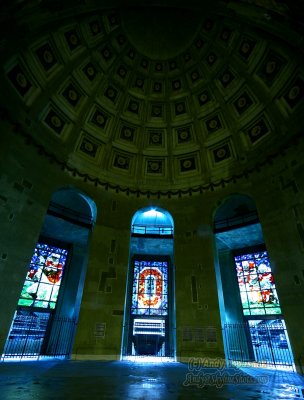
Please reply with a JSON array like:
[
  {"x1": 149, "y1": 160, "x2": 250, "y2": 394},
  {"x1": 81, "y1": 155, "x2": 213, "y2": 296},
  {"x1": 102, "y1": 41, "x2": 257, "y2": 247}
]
[
  {"x1": 18, "y1": 243, "x2": 68, "y2": 309},
  {"x1": 131, "y1": 260, "x2": 168, "y2": 316},
  {"x1": 234, "y1": 250, "x2": 281, "y2": 316}
]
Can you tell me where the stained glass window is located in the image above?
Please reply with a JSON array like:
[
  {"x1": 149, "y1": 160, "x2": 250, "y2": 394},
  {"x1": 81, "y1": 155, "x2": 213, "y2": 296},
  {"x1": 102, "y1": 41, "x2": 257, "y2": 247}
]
[
  {"x1": 18, "y1": 243, "x2": 68, "y2": 309},
  {"x1": 234, "y1": 250, "x2": 281, "y2": 316},
  {"x1": 131, "y1": 260, "x2": 168, "y2": 316}
]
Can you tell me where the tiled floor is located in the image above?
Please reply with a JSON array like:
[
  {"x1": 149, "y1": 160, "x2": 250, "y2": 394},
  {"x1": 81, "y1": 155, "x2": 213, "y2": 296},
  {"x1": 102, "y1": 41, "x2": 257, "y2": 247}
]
[{"x1": 0, "y1": 360, "x2": 304, "y2": 399}]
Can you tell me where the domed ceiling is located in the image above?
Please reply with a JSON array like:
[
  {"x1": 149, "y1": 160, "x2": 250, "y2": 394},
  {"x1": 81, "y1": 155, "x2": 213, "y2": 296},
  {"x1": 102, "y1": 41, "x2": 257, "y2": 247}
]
[{"x1": 1, "y1": 0, "x2": 304, "y2": 197}]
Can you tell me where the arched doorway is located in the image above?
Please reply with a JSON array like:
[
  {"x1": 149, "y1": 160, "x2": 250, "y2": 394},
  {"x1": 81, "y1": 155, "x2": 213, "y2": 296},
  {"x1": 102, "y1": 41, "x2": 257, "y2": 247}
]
[
  {"x1": 2, "y1": 187, "x2": 96, "y2": 360},
  {"x1": 213, "y1": 194, "x2": 294, "y2": 370},
  {"x1": 121, "y1": 207, "x2": 176, "y2": 360}
]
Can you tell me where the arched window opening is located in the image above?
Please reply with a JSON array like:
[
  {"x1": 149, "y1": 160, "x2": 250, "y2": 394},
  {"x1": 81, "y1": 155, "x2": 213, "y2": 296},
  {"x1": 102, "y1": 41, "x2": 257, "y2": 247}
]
[
  {"x1": 213, "y1": 194, "x2": 294, "y2": 371},
  {"x1": 131, "y1": 208, "x2": 173, "y2": 236},
  {"x1": 121, "y1": 207, "x2": 175, "y2": 361},
  {"x1": 2, "y1": 187, "x2": 96, "y2": 361}
]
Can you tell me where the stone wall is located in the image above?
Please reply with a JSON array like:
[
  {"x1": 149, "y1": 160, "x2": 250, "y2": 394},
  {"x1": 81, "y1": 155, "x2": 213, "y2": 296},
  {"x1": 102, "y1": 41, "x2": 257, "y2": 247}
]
[{"x1": 1, "y1": 122, "x2": 304, "y2": 372}]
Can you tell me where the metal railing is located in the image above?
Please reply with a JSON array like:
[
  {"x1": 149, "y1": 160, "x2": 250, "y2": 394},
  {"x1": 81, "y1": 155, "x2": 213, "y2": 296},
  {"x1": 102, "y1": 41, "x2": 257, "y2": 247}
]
[
  {"x1": 223, "y1": 321, "x2": 295, "y2": 371},
  {"x1": 131, "y1": 225, "x2": 173, "y2": 236},
  {"x1": 214, "y1": 210, "x2": 259, "y2": 233},
  {"x1": 1, "y1": 313, "x2": 77, "y2": 361},
  {"x1": 48, "y1": 201, "x2": 94, "y2": 228}
]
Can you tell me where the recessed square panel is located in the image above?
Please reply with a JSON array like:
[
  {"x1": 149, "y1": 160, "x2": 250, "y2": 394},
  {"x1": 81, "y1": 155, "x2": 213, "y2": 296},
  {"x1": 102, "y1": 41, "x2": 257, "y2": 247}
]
[
  {"x1": 172, "y1": 79, "x2": 181, "y2": 91},
  {"x1": 213, "y1": 144, "x2": 231, "y2": 163},
  {"x1": 206, "y1": 52, "x2": 218, "y2": 67},
  {"x1": 197, "y1": 90, "x2": 211, "y2": 106},
  {"x1": 79, "y1": 137, "x2": 99, "y2": 158},
  {"x1": 149, "y1": 131, "x2": 163, "y2": 146},
  {"x1": 283, "y1": 77, "x2": 304, "y2": 109},
  {"x1": 44, "y1": 109, "x2": 65, "y2": 134},
  {"x1": 7, "y1": 64, "x2": 32, "y2": 96},
  {"x1": 190, "y1": 69, "x2": 200, "y2": 82},
  {"x1": 238, "y1": 38, "x2": 256, "y2": 61},
  {"x1": 153, "y1": 81, "x2": 162, "y2": 93},
  {"x1": 36, "y1": 43, "x2": 57, "y2": 71},
  {"x1": 233, "y1": 92, "x2": 253, "y2": 115},
  {"x1": 203, "y1": 19, "x2": 214, "y2": 31},
  {"x1": 169, "y1": 60, "x2": 177, "y2": 71},
  {"x1": 127, "y1": 48, "x2": 136, "y2": 60},
  {"x1": 62, "y1": 83, "x2": 81, "y2": 107},
  {"x1": 154, "y1": 62, "x2": 163, "y2": 72},
  {"x1": 120, "y1": 126, "x2": 135, "y2": 142},
  {"x1": 257, "y1": 51, "x2": 286, "y2": 86},
  {"x1": 64, "y1": 29, "x2": 81, "y2": 51},
  {"x1": 141, "y1": 59, "x2": 149, "y2": 69},
  {"x1": 134, "y1": 77, "x2": 145, "y2": 89},
  {"x1": 89, "y1": 20, "x2": 102, "y2": 36},
  {"x1": 175, "y1": 101, "x2": 186, "y2": 116},
  {"x1": 177, "y1": 127, "x2": 191, "y2": 143},
  {"x1": 146, "y1": 159, "x2": 163, "y2": 174},
  {"x1": 104, "y1": 85, "x2": 118, "y2": 103},
  {"x1": 113, "y1": 154, "x2": 130, "y2": 170},
  {"x1": 116, "y1": 34, "x2": 126, "y2": 46},
  {"x1": 247, "y1": 118, "x2": 269, "y2": 144},
  {"x1": 205, "y1": 115, "x2": 222, "y2": 133},
  {"x1": 195, "y1": 37, "x2": 205, "y2": 50},
  {"x1": 108, "y1": 12, "x2": 119, "y2": 27},
  {"x1": 82, "y1": 62, "x2": 97, "y2": 81},
  {"x1": 127, "y1": 100, "x2": 140, "y2": 114},
  {"x1": 180, "y1": 157, "x2": 196, "y2": 172},
  {"x1": 183, "y1": 53, "x2": 191, "y2": 63},
  {"x1": 116, "y1": 65, "x2": 127, "y2": 79},
  {"x1": 219, "y1": 69, "x2": 235, "y2": 88},
  {"x1": 101, "y1": 46, "x2": 113, "y2": 61},
  {"x1": 151, "y1": 104, "x2": 163, "y2": 118},
  {"x1": 219, "y1": 27, "x2": 232, "y2": 42},
  {"x1": 91, "y1": 109, "x2": 108, "y2": 129}
]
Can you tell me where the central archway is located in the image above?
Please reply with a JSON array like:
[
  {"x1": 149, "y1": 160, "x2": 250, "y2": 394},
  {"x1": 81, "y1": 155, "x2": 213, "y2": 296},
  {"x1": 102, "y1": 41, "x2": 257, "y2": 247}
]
[{"x1": 121, "y1": 207, "x2": 176, "y2": 360}]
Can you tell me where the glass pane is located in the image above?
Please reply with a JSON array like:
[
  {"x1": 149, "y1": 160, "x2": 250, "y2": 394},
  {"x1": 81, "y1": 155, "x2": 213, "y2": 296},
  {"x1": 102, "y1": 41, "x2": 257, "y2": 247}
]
[
  {"x1": 240, "y1": 292, "x2": 249, "y2": 309},
  {"x1": 36, "y1": 283, "x2": 52, "y2": 302},
  {"x1": 250, "y1": 308, "x2": 266, "y2": 316},
  {"x1": 50, "y1": 286, "x2": 60, "y2": 302},
  {"x1": 265, "y1": 307, "x2": 281, "y2": 315},
  {"x1": 18, "y1": 299, "x2": 33, "y2": 307}
]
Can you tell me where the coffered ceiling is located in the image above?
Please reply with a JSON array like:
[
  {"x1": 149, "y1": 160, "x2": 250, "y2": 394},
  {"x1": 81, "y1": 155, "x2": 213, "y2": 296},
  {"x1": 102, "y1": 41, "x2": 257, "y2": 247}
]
[{"x1": 1, "y1": 0, "x2": 303, "y2": 196}]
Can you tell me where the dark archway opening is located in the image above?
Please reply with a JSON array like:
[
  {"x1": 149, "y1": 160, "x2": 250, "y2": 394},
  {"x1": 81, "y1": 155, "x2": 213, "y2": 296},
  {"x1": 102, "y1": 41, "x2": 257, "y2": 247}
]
[
  {"x1": 2, "y1": 187, "x2": 96, "y2": 360},
  {"x1": 214, "y1": 194, "x2": 294, "y2": 370}
]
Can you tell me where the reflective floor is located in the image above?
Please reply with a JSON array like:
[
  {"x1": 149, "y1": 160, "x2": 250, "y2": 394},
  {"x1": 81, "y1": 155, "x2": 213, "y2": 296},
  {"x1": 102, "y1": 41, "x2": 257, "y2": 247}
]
[{"x1": 0, "y1": 360, "x2": 304, "y2": 399}]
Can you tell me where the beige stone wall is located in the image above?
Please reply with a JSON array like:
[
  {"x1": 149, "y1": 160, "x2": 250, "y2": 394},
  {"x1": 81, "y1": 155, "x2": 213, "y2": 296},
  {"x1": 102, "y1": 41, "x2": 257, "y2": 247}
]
[{"x1": 252, "y1": 143, "x2": 304, "y2": 373}]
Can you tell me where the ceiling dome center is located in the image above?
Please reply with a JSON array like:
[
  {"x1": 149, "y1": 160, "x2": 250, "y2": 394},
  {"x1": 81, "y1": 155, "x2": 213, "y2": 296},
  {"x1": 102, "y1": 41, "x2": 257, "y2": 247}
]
[{"x1": 120, "y1": 7, "x2": 202, "y2": 60}]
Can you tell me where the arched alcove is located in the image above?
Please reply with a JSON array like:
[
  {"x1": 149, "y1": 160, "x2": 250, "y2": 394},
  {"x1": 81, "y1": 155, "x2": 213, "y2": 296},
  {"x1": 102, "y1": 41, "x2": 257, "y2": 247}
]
[
  {"x1": 2, "y1": 187, "x2": 96, "y2": 360},
  {"x1": 121, "y1": 207, "x2": 176, "y2": 360},
  {"x1": 48, "y1": 187, "x2": 97, "y2": 228},
  {"x1": 213, "y1": 194, "x2": 294, "y2": 370},
  {"x1": 131, "y1": 208, "x2": 174, "y2": 236}
]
